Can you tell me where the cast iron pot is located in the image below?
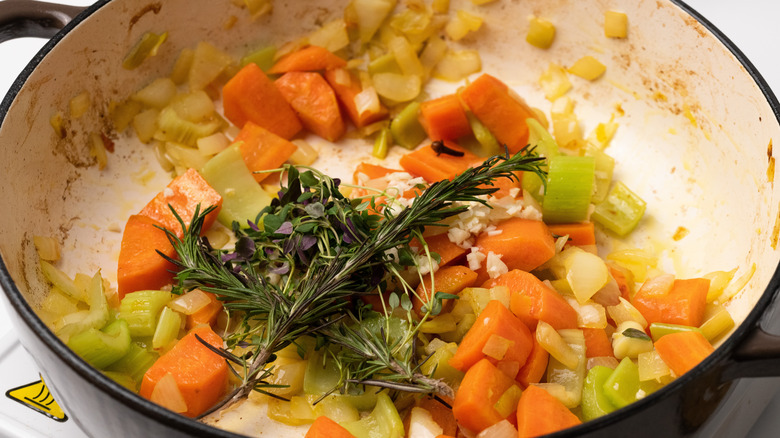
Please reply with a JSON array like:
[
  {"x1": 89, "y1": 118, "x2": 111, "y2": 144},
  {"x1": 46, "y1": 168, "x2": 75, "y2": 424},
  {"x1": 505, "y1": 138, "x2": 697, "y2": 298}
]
[{"x1": 2, "y1": 0, "x2": 780, "y2": 436}]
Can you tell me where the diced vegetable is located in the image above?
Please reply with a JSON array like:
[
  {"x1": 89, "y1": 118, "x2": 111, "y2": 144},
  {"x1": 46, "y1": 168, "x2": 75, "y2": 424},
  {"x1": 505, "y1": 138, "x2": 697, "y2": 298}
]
[
  {"x1": 517, "y1": 333, "x2": 550, "y2": 386},
  {"x1": 275, "y1": 72, "x2": 346, "y2": 142},
  {"x1": 140, "y1": 325, "x2": 229, "y2": 418},
  {"x1": 545, "y1": 329, "x2": 586, "y2": 408},
  {"x1": 390, "y1": 102, "x2": 427, "y2": 150},
  {"x1": 602, "y1": 356, "x2": 641, "y2": 408},
  {"x1": 654, "y1": 330, "x2": 714, "y2": 377},
  {"x1": 235, "y1": 121, "x2": 298, "y2": 183},
  {"x1": 67, "y1": 318, "x2": 132, "y2": 369},
  {"x1": 542, "y1": 155, "x2": 595, "y2": 224},
  {"x1": 106, "y1": 342, "x2": 159, "y2": 385},
  {"x1": 123, "y1": 31, "x2": 168, "y2": 70},
  {"x1": 448, "y1": 300, "x2": 533, "y2": 372},
  {"x1": 452, "y1": 359, "x2": 520, "y2": 433},
  {"x1": 581, "y1": 366, "x2": 617, "y2": 420},
  {"x1": 268, "y1": 45, "x2": 347, "y2": 74},
  {"x1": 200, "y1": 142, "x2": 274, "y2": 227},
  {"x1": 419, "y1": 94, "x2": 472, "y2": 141},
  {"x1": 632, "y1": 277, "x2": 709, "y2": 327},
  {"x1": 460, "y1": 74, "x2": 536, "y2": 154},
  {"x1": 185, "y1": 292, "x2": 224, "y2": 329},
  {"x1": 604, "y1": 11, "x2": 628, "y2": 38},
  {"x1": 306, "y1": 416, "x2": 356, "y2": 438},
  {"x1": 241, "y1": 45, "x2": 277, "y2": 71},
  {"x1": 591, "y1": 181, "x2": 646, "y2": 236},
  {"x1": 324, "y1": 69, "x2": 389, "y2": 129},
  {"x1": 476, "y1": 219, "x2": 556, "y2": 276},
  {"x1": 222, "y1": 63, "x2": 302, "y2": 138},
  {"x1": 484, "y1": 269, "x2": 578, "y2": 330},
  {"x1": 526, "y1": 16, "x2": 555, "y2": 49},
  {"x1": 611, "y1": 321, "x2": 653, "y2": 360},
  {"x1": 152, "y1": 307, "x2": 183, "y2": 350},
  {"x1": 119, "y1": 290, "x2": 174, "y2": 337},
  {"x1": 349, "y1": 0, "x2": 398, "y2": 43},
  {"x1": 699, "y1": 304, "x2": 735, "y2": 342},
  {"x1": 414, "y1": 265, "x2": 478, "y2": 317},
  {"x1": 342, "y1": 392, "x2": 404, "y2": 438},
  {"x1": 399, "y1": 141, "x2": 478, "y2": 183},
  {"x1": 188, "y1": 41, "x2": 233, "y2": 91},
  {"x1": 568, "y1": 56, "x2": 606, "y2": 81},
  {"x1": 516, "y1": 385, "x2": 581, "y2": 438}
]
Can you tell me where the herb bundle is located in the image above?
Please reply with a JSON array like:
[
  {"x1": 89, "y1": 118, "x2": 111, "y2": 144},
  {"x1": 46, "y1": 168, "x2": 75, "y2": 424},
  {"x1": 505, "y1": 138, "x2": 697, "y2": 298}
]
[{"x1": 160, "y1": 150, "x2": 546, "y2": 416}]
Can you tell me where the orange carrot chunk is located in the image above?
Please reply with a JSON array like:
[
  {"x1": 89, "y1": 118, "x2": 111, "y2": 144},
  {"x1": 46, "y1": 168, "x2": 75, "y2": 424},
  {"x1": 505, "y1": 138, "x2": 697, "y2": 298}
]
[
  {"x1": 268, "y1": 45, "x2": 348, "y2": 74},
  {"x1": 654, "y1": 330, "x2": 714, "y2": 377},
  {"x1": 412, "y1": 232, "x2": 468, "y2": 268},
  {"x1": 459, "y1": 74, "x2": 536, "y2": 154},
  {"x1": 117, "y1": 215, "x2": 178, "y2": 300},
  {"x1": 223, "y1": 63, "x2": 303, "y2": 138},
  {"x1": 419, "y1": 94, "x2": 472, "y2": 141},
  {"x1": 185, "y1": 292, "x2": 224, "y2": 330},
  {"x1": 449, "y1": 300, "x2": 533, "y2": 372},
  {"x1": 632, "y1": 277, "x2": 710, "y2": 327},
  {"x1": 548, "y1": 222, "x2": 596, "y2": 247},
  {"x1": 138, "y1": 168, "x2": 223, "y2": 237},
  {"x1": 582, "y1": 327, "x2": 615, "y2": 358},
  {"x1": 140, "y1": 325, "x2": 229, "y2": 418},
  {"x1": 352, "y1": 162, "x2": 402, "y2": 183},
  {"x1": 475, "y1": 218, "x2": 556, "y2": 282},
  {"x1": 516, "y1": 333, "x2": 549, "y2": 387},
  {"x1": 305, "y1": 416, "x2": 356, "y2": 438},
  {"x1": 399, "y1": 141, "x2": 480, "y2": 183},
  {"x1": 324, "y1": 68, "x2": 389, "y2": 128},
  {"x1": 483, "y1": 269, "x2": 578, "y2": 331},
  {"x1": 413, "y1": 265, "x2": 478, "y2": 317},
  {"x1": 452, "y1": 358, "x2": 521, "y2": 433},
  {"x1": 236, "y1": 121, "x2": 298, "y2": 183},
  {"x1": 275, "y1": 71, "x2": 346, "y2": 142},
  {"x1": 516, "y1": 385, "x2": 582, "y2": 437}
]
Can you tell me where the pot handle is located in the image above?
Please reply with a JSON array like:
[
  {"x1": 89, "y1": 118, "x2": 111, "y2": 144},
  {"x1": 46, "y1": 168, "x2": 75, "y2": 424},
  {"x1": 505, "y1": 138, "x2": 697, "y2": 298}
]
[
  {"x1": 0, "y1": 0, "x2": 85, "y2": 43},
  {"x1": 723, "y1": 324, "x2": 780, "y2": 380}
]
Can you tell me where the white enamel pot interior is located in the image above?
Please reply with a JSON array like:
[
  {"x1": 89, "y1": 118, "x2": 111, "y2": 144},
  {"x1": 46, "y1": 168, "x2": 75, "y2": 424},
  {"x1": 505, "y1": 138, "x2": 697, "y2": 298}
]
[{"x1": 1, "y1": 0, "x2": 780, "y2": 437}]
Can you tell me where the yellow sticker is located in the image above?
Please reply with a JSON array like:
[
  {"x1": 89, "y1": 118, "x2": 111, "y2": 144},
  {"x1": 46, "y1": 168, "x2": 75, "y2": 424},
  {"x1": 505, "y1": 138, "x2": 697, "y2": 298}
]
[{"x1": 5, "y1": 377, "x2": 68, "y2": 422}]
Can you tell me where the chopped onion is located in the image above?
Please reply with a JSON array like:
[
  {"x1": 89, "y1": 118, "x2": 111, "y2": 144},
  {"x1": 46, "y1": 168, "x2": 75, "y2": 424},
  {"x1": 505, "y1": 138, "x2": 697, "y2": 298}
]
[
  {"x1": 33, "y1": 235, "x2": 61, "y2": 262},
  {"x1": 169, "y1": 289, "x2": 212, "y2": 315},
  {"x1": 308, "y1": 19, "x2": 349, "y2": 52},
  {"x1": 289, "y1": 139, "x2": 319, "y2": 166},
  {"x1": 482, "y1": 334, "x2": 512, "y2": 360},
  {"x1": 330, "y1": 68, "x2": 352, "y2": 87},
  {"x1": 353, "y1": 86, "x2": 380, "y2": 117},
  {"x1": 151, "y1": 373, "x2": 188, "y2": 413},
  {"x1": 89, "y1": 132, "x2": 108, "y2": 170},
  {"x1": 372, "y1": 72, "x2": 421, "y2": 102},
  {"x1": 408, "y1": 407, "x2": 444, "y2": 438},
  {"x1": 477, "y1": 420, "x2": 516, "y2": 438},
  {"x1": 587, "y1": 356, "x2": 620, "y2": 370},
  {"x1": 432, "y1": 49, "x2": 481, "y2": 82},
  {"x1": 197, "y1": 132, "x2": 230, "y2": 156},
  {"x1": 69, "y1": 90, "x2": 91, "y2": 119},
  {"x1": 564, "y1": 247, "x2": 609, "y2": 304}
]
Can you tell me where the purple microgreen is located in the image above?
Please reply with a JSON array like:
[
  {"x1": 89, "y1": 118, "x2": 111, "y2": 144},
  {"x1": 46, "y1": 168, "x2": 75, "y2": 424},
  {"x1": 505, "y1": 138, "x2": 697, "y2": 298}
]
[
  {"x1": 300, "y1": 235, "x2": 317, "y2": 251},
  {"x1": 235, "y1": 236, "x2": 256, "y2": 260},
  {"x1": 276, "y1": 221, "x2": 294, "y2": 235},
  {"x1": 304, "y1": 202, "x2": 325, "y2": 218},
  {"x1": 269, "y1": 261, "x2": 290, "y2": 275},
  {"x1": 221, "y1": 252, "x2": 239, "y2": 263},
  {"x1": 247, "y1": 220, "x2": 260, "y2": 232}
]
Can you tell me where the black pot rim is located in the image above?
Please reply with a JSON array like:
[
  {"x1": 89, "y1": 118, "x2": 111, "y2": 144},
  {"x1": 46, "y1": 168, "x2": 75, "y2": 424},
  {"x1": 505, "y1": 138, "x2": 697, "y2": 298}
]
[{"x1": 1, "y1": 0, "x2": 780, "y2": 437}]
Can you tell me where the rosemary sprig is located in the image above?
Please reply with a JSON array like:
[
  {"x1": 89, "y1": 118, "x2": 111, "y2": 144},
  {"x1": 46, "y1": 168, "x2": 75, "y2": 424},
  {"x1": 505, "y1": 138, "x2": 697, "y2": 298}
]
[{"x1": 160, "y1": 150, "x2": 546, "y2": 415}]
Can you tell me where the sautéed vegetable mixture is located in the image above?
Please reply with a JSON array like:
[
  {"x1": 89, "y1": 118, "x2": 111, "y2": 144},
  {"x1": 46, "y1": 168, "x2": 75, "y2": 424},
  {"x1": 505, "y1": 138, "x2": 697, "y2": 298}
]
[{"x1": 34, "y1": 1, "x2": 747, "y2": 437}]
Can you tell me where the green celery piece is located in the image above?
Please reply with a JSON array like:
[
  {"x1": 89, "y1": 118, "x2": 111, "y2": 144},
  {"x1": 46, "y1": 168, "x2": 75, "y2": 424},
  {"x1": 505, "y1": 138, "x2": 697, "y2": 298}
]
[
  {"x1": 419, "y1": 342, "x2": 463, "y2": 386},
  {"x1": 649, "y1": 322, "x2": 703, "y2": 342},
  {"x1": 119, "y1": 290, "x2": 173, "y2": 337},
  {"x1": 241, "y1": 45, "x2": 277, "y2": 72},
  {"x1": 390, "y1": 102, "x2": 427, "y2": 150},
  {"x1": 200, "y1": 142, "x2": 274, "y2": 228},
  {"x1": 583, "y1": 144, "x2": 615, "y2": 204},
  {"x1": 67, "y1": 319, "x2": 132, "y2": 369},
  {"x1": 103, "y1": 371, "x2": 136, "y2": 391},
  {"x1": 368, "y1": 53, "x2": 403, "y2": 75},
  {"x1": 122, "y1": 31, "x2": 168, "y2": 70},
  {"x1": 526, "y1": 117, "x2": 560, "y2": 158},
  {"x1": 55, "y1": 271, "x2": 110, "y2": 341},
  {"x1": 340, "y1": 392, "x2": 379, "y2": 412},
  {"x1": 156, "y1": 107, "x2": 222, "y2": 146},
  {"x1": 373, "y1": 127, "x2": 392, "y2": 159},
  {"x1": 603, "y1": 357, "x2": 641, "y2": 409},
  {"x1": 303, "y1": 350, "x2": 342, "y2": 396},
  {"x1": 342, "y1": 392, "x2": 405, "y2": 438},
  {"x1": 466, "y1": 111, "x2": 501, "y2": 156},
  {"x1": 591, "y1": 181, "x2": 646, "y2": 236},
  {"x1": 152, "y1": 306, "x2": 182, "y2": 349},
  {"x1": 582, "y1": 365, "x2": 618, "y2": 421},
  {"x1": 542, "y1": 155, "x2": 595, "y2": 224},
  {"x1": 106, "y1": 342, "x2": 159, "y2": 384}
]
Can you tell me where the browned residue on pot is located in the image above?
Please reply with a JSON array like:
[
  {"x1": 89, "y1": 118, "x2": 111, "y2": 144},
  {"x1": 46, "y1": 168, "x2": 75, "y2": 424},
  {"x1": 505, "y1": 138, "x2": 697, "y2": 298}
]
[
  {"x1": 129, "y1": 2, "x2": 162, "y2": 31},
  {"x1": 771, "y1": 202, "x2": 780, "y2": 250},
  {"x1": 767, "y1": 139, "x2": 775, "y2": 184}
]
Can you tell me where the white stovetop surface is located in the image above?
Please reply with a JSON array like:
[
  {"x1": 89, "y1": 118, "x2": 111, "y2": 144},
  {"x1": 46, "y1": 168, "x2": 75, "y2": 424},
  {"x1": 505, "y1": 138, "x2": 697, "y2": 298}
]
[{"x1": 1, "y1": 0, "x2": 779, "y2": 436}]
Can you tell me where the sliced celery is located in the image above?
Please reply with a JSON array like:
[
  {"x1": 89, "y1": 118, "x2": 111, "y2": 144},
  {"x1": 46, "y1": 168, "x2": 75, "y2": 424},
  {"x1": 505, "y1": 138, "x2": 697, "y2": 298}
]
[
  {"x1": 373, "y1": 127, "x2": 392, "y2": 159},
  {"x1": 122, "y1": 31, "x2": 168, "y2": 70},
  {"x1": 303, "y1": 350, "x2": 342, "y2": 396},
  {"x1": 241, "y1": 45, "x2": 277, "y2": 71},
  {"x1": 67, "y1": 319, "x2": 132, "y2": 369},
  {"x1": 390, "y1": 102, "x2": 427, "y2": 150},
  {"x1": 106, "y1": 342, "x2": 159, "y2": 384},
  {"x1": 119, "y1": 290, "x2": 173, "y2": 337},
  {"x1": 466, "y1": 111, "x2": 500, "y2": 156},
  {"x1": 103, "y1": 371, "x2": 136, "y2": 391},
  {"x1": 526, "y1": 117, "x2": 560, "y2": 158},
  {"x1": 156, "y1": 107, "x2": 222, "y2": 146},
  {"x1": 603, "y1": 356, "x2": 640, "y2": 408},
  {"x1": 313, "y1": 395, "x2": 360, "y2": 423},
  {"x1": 419, "y1": 341, "x2": 463, "y2": 386},
  {"x1": 40, "y1": 260, "x2": 84, "y2": 302},
  {"x1": 55, "y1": 271, "x2": 110, "y2": 341},
  {"x1": 152, "y1": 307, "x2": 183, "y2": 349},
  {"x1": 582, "y1": 366, "x2": 618, "y2": 421},
  {"x1": 542, "y1": 155, "x2": 595, "y2": 224},
  {"x1": 583, "y1": 144, "x2": 615, "y2": 204},
  {"x1": 200, "y1": 142, "x2": 274, "y2": 227},
  {"x1": 591, "y1": 181, "x2": 646, "y2": 236},
  {"x1": 699, "y1": 304, "x2": 735, "y2": 342},
  {"x1": 649, "y1": 322, "x2": 703, "y2": 341},
  {"x1": 342, "y1": 392, "x2": 404, "y2": 438}
]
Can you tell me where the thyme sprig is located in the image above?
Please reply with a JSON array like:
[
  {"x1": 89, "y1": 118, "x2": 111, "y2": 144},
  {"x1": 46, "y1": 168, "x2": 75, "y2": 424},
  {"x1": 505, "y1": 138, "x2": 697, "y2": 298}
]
[{"x1": 160, "y1": 150, "x2": 546, "y2": 416}]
